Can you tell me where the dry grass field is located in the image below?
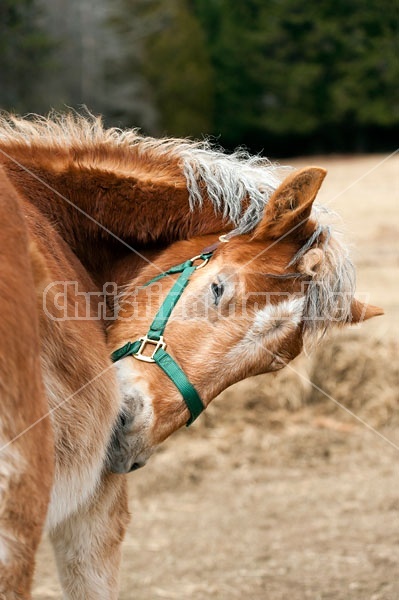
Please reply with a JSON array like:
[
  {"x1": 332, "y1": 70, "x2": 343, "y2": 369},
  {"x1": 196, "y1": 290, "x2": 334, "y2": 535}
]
[{"x1": 33, "y1": 154, "x2": 399, "y2": 599}]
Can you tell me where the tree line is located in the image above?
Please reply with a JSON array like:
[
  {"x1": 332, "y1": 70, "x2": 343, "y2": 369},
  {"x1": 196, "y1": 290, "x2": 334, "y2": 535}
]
[{"x1": 1, "y1": 0, "x2": 397, "y2": 155}]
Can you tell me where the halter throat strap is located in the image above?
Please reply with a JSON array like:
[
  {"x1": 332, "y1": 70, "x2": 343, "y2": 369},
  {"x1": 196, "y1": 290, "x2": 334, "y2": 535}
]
[{"x1": 111, "y1": 251, "x2": 214, "y2": 426}]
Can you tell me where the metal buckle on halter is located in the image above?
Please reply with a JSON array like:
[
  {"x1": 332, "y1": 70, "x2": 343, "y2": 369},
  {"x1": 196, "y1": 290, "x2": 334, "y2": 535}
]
[
  {"x1": 190, "y1": 254, "x2": 211, "y2": 270},
  {"x1": 133, "y1": 335, "x2": 166, "y2": 363}
]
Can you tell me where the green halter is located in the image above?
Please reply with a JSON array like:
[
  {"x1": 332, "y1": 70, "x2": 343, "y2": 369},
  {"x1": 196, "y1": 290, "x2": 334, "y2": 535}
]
[{"x1": 111, "y1": 251, "x2": 214, "y2": 426}]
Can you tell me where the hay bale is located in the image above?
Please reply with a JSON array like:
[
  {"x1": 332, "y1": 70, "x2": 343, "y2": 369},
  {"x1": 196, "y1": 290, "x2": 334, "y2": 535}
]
[
  {"x1": 194, "y1": 331, "x2": 398, "y2": 431},
  {"x1": 308, "y1": 331, "x2": 399, "y2": 426},
  {"x1": 196, "y1": 355, "x2": 311, "y2": 432}
]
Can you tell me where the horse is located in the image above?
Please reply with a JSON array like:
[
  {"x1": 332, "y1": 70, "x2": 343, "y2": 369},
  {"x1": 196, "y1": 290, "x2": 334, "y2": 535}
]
[
  {"x1": 0, "y1": 168, "x2": 53, "y2": 596},
  {"x1": 0, "y1": 112, "x2": 382, "y2": 599}
]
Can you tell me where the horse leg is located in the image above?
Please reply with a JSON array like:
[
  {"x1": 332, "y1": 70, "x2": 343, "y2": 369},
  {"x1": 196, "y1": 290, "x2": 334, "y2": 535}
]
[
  {"x1": 49, "y1": 473, "x2": 129, "y2": 600},
  {"x1": 0, "y1": 168, "x2": 54, "y2": 599}
]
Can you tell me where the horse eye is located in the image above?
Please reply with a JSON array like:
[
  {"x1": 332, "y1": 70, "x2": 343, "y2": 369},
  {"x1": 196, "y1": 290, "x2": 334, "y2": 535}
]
[{"x1": 211, "y1": 281, "x2": 224, "y2": 305}]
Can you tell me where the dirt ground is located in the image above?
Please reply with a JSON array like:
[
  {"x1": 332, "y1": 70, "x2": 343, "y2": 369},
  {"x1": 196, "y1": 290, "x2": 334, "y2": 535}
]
[{"x1": 33, "y1": 154, "x2": 399, "y2": 599}]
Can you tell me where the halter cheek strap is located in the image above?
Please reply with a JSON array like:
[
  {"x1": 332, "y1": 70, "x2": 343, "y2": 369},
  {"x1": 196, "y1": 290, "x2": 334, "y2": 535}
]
[{"x1": 111, "y1": 251, "x2": 214, "y2": 426}]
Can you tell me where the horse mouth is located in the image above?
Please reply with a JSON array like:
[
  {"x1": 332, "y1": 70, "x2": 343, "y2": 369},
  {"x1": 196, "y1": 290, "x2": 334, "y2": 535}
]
[
  {"x1": 107, "y1": 430, "x2": 151, "y2": 473},
  {"x1": 107, "y1": 429, "x2": 148, "y2": 473},
  {"x1": 108, "y1": 456, "x2": 148, "y2": 474}
]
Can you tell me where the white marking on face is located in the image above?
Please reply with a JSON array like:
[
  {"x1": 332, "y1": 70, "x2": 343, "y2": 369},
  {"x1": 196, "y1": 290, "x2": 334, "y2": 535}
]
[
  {"x1": 252, "y1": 297, "x2": 305, "y2": 339},
  {"x1": 227, "y1": 297, "x2": 305, "y2": 366}
]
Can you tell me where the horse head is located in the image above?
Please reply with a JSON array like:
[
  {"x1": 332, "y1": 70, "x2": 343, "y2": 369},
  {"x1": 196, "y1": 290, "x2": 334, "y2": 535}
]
[{"x1": 107, "y1": 166, "x2": 382, "y2": 473}]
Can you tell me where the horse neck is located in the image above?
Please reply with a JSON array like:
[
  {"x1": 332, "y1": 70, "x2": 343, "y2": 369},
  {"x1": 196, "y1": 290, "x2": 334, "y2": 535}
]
[{"x1": 0, "y1": 151, "x2": 229, "y2": 284}]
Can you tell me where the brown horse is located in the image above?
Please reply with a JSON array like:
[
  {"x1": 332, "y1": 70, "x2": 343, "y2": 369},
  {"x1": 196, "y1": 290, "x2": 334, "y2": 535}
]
[
  {"x1": 0, "y1": 113, "x2": 382, "y2": 598},
  {"x1": 0, "y1": 167, "x2": 53, "y2": 597}
]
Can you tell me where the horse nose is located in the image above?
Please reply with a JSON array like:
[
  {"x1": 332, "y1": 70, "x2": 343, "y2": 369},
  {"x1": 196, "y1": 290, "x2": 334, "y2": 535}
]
[{"x1": 129, "y1": 461, "x2": 144, "y2": 472}]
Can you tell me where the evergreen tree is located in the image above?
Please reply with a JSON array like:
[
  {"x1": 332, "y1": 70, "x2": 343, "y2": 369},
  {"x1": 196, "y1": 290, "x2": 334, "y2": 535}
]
[
  {"x1": 194, "y1": 0, "x2": 398, "y2": 152},
  {"x1": 0, "y1": 0, "x2": 54, "y2": 113},
  {"x1": 108, "y1": 0, "x2": 213, "y2": 137}
]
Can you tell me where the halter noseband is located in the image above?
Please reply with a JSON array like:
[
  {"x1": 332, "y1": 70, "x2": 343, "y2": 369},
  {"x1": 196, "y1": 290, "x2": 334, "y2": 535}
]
[{"x1": 111, "y1": 249, "x2": 215, "y2": 426}]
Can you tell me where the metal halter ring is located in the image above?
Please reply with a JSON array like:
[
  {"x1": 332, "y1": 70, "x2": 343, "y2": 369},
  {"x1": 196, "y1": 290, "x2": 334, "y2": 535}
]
[
  {"x1": 190, "y1": 254, "x2": 211, "y2": 270},
  {"x1": 219, "y1": 234, "x2": 230, "y2": 243},
  {"x1": 134, "y1": 335, "x2": 166, "y2": 363}
]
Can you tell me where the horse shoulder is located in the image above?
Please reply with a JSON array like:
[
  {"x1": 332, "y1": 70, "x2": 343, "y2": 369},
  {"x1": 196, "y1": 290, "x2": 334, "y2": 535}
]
[{"x1": 23, "y1": 201, "x2": 121, "y2": 528}]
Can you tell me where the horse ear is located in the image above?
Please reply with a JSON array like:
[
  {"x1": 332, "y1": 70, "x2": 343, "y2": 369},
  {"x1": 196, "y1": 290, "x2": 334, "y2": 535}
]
[
  {"x1": 349, "y1": 298, "x2": 384, "y2": 323},
  {"x1": 253, "y1": 166, "x2": 327, "y2": 241}
]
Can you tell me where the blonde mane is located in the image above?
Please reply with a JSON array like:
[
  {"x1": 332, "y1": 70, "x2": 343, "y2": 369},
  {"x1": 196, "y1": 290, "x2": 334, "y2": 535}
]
[
  {"x1": 0, "y1": 110, "x2": 283, "y2": 236},
  {"x1": 0, "y1": 110, "x2": 356, "y2": 338}
]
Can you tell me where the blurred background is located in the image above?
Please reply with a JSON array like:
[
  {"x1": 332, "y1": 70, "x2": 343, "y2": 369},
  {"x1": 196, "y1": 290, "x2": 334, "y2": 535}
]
[
  {"x1": 1, "y1": 0, "x2": 398, "y2": 155},
  {"x1": 1, "y1": 1, "x2": 398, "y2": 598}
]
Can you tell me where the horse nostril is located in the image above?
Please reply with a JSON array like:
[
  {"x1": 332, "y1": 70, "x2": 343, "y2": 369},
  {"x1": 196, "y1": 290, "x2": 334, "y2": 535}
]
[{"x1": 129, "y1": 462, "x2": 141, "y2": 472}]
